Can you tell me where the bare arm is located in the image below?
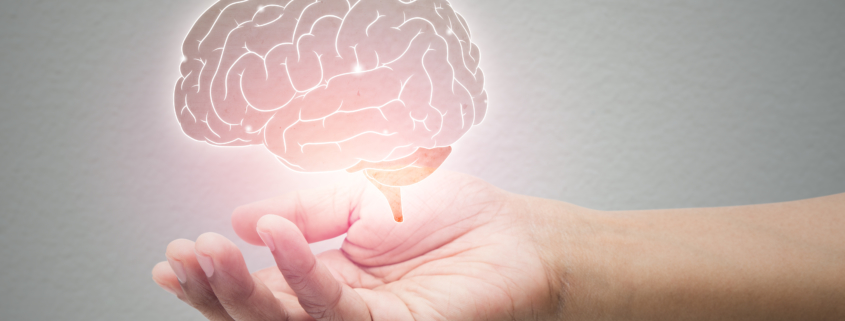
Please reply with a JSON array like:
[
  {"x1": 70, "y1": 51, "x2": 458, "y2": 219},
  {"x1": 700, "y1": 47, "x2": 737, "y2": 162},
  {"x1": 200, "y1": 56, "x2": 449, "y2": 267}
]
[
  {"x1": 531, "y1": 193, "x2": 845, "y2": 320},
  {"x1": 152, "y1": 171, "x2": 843, "y2": 321}
]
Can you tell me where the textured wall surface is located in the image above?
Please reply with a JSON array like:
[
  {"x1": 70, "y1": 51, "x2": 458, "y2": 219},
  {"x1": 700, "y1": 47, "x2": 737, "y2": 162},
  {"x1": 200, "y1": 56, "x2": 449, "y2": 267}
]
[{"x1": 1, "y1": 0, "x2": 844, "y2": 320}]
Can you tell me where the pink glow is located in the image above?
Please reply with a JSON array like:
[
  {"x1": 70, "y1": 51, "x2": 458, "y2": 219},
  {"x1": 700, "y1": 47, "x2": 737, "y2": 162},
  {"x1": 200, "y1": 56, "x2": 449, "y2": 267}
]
[
  {"x1": 175, "y1": 0, "x2": 485, "y2": 171},
  {"x1": 174, "y1": 0, "x2": 486, "y2": 221}
]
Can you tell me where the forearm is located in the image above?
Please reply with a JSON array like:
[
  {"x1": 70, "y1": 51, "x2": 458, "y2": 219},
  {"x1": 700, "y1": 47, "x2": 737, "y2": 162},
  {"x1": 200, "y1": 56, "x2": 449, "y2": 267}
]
[{"x1": 532, "y1": 193, "x2": 845, "y2": 320}]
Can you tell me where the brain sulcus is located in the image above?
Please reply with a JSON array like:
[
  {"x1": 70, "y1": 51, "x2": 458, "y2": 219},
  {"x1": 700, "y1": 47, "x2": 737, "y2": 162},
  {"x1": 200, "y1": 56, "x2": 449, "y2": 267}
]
[{"x1": 175, "y1": 0, "x2": 487, "y2": 173}]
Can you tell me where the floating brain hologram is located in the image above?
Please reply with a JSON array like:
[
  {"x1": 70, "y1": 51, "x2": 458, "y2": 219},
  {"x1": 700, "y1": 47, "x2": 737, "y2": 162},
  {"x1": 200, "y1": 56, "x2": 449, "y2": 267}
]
[{"x1": 175, "y1": 0, "x2": 487, "y2": 222}]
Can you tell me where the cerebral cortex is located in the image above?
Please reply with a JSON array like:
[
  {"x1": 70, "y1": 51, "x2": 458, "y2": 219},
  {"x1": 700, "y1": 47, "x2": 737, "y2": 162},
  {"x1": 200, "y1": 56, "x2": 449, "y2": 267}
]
[{"x1": 175, "y1": 0, "x2": 487, "y2": 173}]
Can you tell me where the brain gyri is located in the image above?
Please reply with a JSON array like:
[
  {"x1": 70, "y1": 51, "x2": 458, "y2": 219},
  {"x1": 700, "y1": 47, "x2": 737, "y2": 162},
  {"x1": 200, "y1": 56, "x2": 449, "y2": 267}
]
[{"x1": 175, "y1": 0, "x2": 487, "y2": 172}]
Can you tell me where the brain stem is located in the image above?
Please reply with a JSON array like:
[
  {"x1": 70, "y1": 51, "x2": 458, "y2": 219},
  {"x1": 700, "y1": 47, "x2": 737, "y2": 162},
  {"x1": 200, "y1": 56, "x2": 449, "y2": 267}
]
[
  {"x1": 347, "y1": 146, "x2": 452, "y2": 222},
  {"x1": 367, "y1": 178, "x2": 404, "y2": 222}
]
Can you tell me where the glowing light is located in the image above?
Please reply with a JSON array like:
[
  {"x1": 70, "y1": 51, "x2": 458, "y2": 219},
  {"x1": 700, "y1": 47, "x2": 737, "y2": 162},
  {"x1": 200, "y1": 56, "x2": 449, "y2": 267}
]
[{"x1": 174, "y1": 0, "x2": 487, "y2": 222}]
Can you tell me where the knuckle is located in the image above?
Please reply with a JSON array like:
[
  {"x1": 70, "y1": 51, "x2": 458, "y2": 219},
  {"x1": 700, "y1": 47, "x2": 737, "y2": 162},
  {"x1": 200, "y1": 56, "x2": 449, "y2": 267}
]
[
  {"x1": 217, "y1": 275, "x2": 257, "y2": 306},
  {"x1": 281, "y1": 268, "x2": 309, "y2": 289},
  {"x1": 182, "y1": 284, "x2": 222, "y2": 311},
  {"x1": 280, "y1": 259, "x2": 320, "y2": 292},
  {"x1": 189, "y1": 292, "x2": 221, "y2": 311},
  {"x1": 299, "y1": 284, "x2": 343, "y2": 320}
]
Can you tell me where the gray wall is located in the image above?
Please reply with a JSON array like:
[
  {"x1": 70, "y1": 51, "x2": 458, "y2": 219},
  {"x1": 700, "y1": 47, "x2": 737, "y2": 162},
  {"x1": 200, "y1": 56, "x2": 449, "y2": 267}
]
[{"x1": 1, "y1": 0, "x2": 844, "y2": 319}]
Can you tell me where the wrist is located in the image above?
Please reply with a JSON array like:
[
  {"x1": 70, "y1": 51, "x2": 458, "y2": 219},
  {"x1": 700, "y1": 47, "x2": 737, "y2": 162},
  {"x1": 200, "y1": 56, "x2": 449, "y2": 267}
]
[
  {"x1": 522, "y1": 196, "x2": 626, "y2": 321},
  {"x1": 524, "y1": 195, "x2": 845, "y2": 321}
]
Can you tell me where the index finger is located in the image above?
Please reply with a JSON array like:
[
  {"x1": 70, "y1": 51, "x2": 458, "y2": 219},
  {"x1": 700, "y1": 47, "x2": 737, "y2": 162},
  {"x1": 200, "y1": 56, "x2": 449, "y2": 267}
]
[{"x1": 232, "y1": 178, "x2": 369, "y2": 246}]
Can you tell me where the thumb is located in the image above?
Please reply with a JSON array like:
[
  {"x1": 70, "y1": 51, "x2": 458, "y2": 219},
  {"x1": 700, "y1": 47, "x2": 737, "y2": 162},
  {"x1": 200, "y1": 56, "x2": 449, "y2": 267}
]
[{"x1": 256, "y1": 215, "x2": 371, "y2": 321}]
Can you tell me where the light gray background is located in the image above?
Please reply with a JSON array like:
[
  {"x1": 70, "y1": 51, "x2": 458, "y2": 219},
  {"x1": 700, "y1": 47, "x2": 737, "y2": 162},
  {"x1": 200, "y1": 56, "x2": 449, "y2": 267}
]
[{"x1": 1, "y1": 0, "x2": 844, "y2": 319}]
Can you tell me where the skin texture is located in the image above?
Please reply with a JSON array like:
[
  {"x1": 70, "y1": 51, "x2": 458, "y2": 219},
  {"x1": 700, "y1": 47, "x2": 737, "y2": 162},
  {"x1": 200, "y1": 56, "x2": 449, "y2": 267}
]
[
  {"x1": 152, "y1": 171, "x2": 845, "y2": 320},
  {"x1": 153, "y1": 171, "x2": 560, "y2": 320},
  {"x1": 535, "y1": 193, "x2": 845, "y2": 320}
]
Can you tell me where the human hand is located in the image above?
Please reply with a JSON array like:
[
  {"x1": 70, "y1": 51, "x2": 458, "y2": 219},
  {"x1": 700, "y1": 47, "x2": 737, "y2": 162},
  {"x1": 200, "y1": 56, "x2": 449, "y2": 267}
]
[{"x1": 151, "y1": 170, "x2": 563, "y2": 320}]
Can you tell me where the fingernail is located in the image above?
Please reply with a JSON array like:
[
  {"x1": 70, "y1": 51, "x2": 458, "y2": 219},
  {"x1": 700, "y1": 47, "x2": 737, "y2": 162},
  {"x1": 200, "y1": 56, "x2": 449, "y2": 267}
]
[
  {"x1": 195, "y1": 251, "x2": 214, "y2": 278},
  {"x1": 169, "y1": 260, "x2": 188, "y2": 284},
  {"x1": 170, "y1": 260, "x2": 187, "y2": 284},
  {"x1": 257, "y1": 230, "x2": 276, "y2": 252}
]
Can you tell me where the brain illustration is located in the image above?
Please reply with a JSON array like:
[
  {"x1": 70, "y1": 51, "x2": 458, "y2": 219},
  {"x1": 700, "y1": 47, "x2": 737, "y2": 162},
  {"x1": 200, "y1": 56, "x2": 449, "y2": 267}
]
[{"x1": 174, "y1": 0, "x2": 486, "y2": 221}]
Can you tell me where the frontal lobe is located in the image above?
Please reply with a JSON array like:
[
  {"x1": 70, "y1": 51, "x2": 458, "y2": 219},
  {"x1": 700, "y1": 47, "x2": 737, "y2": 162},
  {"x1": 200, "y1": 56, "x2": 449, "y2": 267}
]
[{"x1": 175, "y1": 0, "x2": 487, "y2": 172}]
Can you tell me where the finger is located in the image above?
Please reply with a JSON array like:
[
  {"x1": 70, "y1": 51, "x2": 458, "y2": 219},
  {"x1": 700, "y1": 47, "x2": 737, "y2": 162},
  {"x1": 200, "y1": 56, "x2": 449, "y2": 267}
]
[
  {"x1": 194, "y1": 232, "x2": 287, "y2": 321},
  {"x1": 166, "y1": 239, "x2": 234, "y2": 321},
  {"x1": 316, "y1": 250, "x2": 385, "y2": 289},
  {"x1": 252, "y1": 266, "x2": 319, "y2": 320},
  {"x1": 253, "y1": 266, "x2": 296, "y2": 296},
  {"x1": 257, "y1": 215, "x2": 371, "y2": 321},
  {"x1": 152, "y1": 261, "x2": 184, "y2": 297},
  {"x1": 232, "y1": 178, "x2": 370, "y2": 246}
]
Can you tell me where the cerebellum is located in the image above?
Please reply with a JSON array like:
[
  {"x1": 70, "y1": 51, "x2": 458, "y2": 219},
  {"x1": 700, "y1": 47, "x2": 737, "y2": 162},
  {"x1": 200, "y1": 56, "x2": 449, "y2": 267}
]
[{"x1": 175, "y1": 0, "x2": 486, "y2": 221}]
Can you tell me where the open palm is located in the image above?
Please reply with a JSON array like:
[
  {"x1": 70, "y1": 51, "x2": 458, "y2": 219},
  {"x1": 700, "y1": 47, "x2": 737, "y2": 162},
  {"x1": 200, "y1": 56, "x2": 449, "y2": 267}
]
[{"x1": 152, "y1": 171, "x2": 559, "y2": 320}]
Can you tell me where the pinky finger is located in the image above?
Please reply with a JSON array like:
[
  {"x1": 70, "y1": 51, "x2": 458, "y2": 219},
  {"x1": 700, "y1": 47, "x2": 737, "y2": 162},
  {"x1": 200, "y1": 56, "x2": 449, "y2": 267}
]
[{"x1": 152, "y1": 261, "x2": 185, "y2": 298}]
